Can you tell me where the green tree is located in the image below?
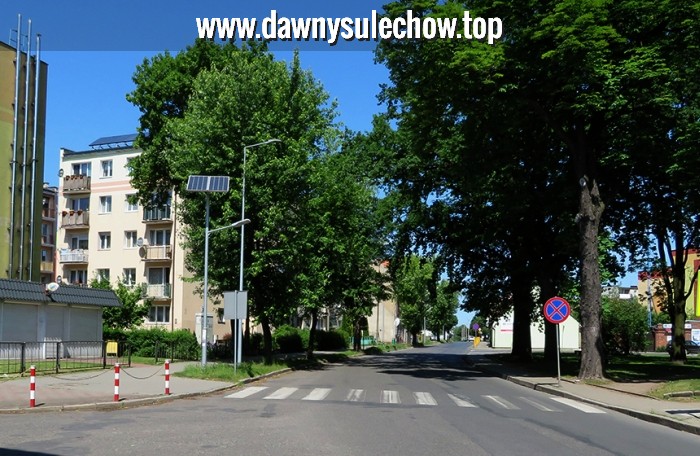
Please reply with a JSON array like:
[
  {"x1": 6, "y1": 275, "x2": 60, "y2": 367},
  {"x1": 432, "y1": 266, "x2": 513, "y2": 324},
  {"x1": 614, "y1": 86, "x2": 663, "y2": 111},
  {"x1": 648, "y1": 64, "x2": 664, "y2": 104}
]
[
  {"x1": 393, "y1": 255, "x2": 434, "y2": 346},
  {"x1": 90, "y1": 277, "x2": 151, "y2": 331},
  {"x1": 427, "y1": 281, "x2": 459, "y2": 341},
  {"x1": 601, "y1": 297, "x2": 648, "y2": 356}
]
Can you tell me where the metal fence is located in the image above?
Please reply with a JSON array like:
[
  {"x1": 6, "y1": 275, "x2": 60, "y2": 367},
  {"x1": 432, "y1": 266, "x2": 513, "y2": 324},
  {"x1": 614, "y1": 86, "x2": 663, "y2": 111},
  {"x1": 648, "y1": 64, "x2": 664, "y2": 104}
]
[{"x1": 0, "y1": 341, "x2": 132, "y2": 375}]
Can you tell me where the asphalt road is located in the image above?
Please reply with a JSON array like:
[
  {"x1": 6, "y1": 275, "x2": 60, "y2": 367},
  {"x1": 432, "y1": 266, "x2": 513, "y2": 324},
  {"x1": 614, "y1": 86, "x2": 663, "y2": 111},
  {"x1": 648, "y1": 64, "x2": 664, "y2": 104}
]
[{"x1": 1, "y1": 342, "x2": 699, "y2": 455}]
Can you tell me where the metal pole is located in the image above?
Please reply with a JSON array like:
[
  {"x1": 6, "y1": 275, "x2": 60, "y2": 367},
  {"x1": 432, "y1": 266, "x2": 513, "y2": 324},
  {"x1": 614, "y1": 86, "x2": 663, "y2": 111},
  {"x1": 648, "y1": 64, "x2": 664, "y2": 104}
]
[
  {"x1": 9, "y1": 15, "x2": 22, "y2": 279},
  {"x1": 19, "y1": 19, "x2": 32, "y2": 280},
  {"x1": 556, "y1": 324, "x2": 561, "y2": 387},
  {"x1": 237, "y1": 147, "x2": 247, "y2": 370},
  {"x1": 29, "y1": 33, "x2": 41, "y2": 281},
  {"x1": 201, "y1": 195, "x2": 210, "y2": 367}
]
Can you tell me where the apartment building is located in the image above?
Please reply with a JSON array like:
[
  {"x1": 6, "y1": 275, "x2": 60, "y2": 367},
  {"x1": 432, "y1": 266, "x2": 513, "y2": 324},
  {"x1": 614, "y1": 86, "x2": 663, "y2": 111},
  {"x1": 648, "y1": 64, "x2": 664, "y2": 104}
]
[
  {"x1": 40, "y1": 183, "x2": 58, "y2": 283},
  {"x1": 56, "y1": 134, "x2": 225, "y2": 342}
]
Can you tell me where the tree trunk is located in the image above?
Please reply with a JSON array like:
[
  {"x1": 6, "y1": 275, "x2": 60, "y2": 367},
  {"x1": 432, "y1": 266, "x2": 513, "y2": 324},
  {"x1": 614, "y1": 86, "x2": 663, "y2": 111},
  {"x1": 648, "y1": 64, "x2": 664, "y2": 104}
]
[
  {"x1": 511, "y1": 273, "x2": 534, "y2": 361},
  {"x1": 307, "y1": 309, "x2": 318, "y2": 359},
  {"x1": 261, "y1": 314, "x2": 273, "y2": 365},
  {"x1": 577, "y1": 177, "x2": 606, "y2": 379},
  {"x1": 539, "y1": 278, "x2": 558, "y2": 367},
  {"x1": 666, "y1": 232, "x2": 688, "y2": 363},
  {"x1": 353, "y1": 318, "x2": 362, "y2": 351}
]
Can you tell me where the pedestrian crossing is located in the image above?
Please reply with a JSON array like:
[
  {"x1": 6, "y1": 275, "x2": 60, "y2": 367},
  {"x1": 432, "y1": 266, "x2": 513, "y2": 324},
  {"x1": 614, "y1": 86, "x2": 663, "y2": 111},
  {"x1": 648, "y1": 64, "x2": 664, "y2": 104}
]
[{"x1": 224, "y1": 386, "x2": 605, "y2": 414}]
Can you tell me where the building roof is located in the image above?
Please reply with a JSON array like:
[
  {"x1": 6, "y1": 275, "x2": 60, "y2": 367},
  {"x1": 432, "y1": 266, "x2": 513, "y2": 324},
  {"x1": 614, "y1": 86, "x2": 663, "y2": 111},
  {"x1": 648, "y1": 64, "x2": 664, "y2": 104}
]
[{"x1": 0, "y1": 279, "x2": 122, "y2": 308}]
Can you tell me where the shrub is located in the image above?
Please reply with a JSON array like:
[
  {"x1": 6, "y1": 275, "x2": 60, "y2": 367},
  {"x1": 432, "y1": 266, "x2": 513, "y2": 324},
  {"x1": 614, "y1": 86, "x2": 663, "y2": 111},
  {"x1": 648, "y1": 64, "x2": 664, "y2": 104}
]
[
  {"x1": 315, "y1": 329, "x2": 349, "y2": 350},
  {"x1": 273, "y1": 325, "x2": 305, "y2": 353}
]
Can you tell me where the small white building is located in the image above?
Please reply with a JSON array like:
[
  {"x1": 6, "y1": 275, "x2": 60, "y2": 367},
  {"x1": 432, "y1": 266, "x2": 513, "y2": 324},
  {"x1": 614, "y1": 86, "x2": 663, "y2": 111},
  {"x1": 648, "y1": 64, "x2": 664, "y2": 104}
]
[
  {"x1": 491, "y1": 312, "x2": 581, "y2": 350},
  {"x1": 0, "y1": 278, "x2": 121, "y2": 342}
]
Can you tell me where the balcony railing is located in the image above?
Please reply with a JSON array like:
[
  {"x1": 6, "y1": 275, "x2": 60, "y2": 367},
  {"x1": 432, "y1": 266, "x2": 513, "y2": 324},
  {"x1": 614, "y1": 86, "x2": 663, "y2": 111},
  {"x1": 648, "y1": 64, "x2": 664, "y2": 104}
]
[
  {"x1": 143, "y1": 245, "x2": 172, "y2": 261},
  {"x1": 59, "y1": 250, "x2": 89, "y2": 264},
  {"x1": 143, "y1": 283, "x2": 172, "y2": 299},
  {"x1": 61, "y1": 210, "x2": 90, "y2": 229},
  {"x1": 42, "y1": 208, "x2": 57, "y2": 219},
  {"x1": 62, "y1": 174, "x2": 91, "y2": 193},
  {"x1": 42, "y1": 234, "x2": 55, "y2": 245},
  {"x1": 143, "y1": 206, "x2": 172, "y2": 223},
  {"x1": 40, "y1": 261, "x2": 54, "y2": 273}
]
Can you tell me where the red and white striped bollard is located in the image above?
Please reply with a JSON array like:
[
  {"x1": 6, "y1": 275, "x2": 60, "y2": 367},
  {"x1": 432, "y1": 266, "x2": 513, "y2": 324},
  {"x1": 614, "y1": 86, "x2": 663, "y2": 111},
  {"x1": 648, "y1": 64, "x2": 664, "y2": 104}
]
[
  {"x1": 113, "y1": 363, "x2": 120, "y2": 402},
  {"x1": 29, "y1": 365, "x2": 36, "y2": 408},
  {"x1": 164, "y1": 359, "x2": 170, "y2": 395}
]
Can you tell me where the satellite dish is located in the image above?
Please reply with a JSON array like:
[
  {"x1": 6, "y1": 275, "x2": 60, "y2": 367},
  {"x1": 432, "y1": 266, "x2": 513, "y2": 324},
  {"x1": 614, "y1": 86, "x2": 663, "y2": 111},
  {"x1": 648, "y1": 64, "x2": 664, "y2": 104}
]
[
  {"x1": 58, "y1": 169, "x2": 64, "y2": 177},
  {"x1": 136, "y1": 237, "x2": 144, "y2": 247},
  {"x1": 46, "y1": 282, "x2": 60, "y2": 293}
]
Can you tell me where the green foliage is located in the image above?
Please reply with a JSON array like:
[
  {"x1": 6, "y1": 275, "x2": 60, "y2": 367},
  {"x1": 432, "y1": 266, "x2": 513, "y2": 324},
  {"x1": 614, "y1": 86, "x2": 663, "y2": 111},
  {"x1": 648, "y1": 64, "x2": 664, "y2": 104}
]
[
  {"x1": 273, "y1": 325, "x2": 306, "y2": 353},
  {"x1": 90, "y1": 277, "x2": 151, "y2": 331},
  {"x1": 601, "y1": 297, "x2": 649, "y2": 356},
  {"x1": 125, "y1": 328, "x2": 199, "y2": 360},
  {"x1": 315, "y1": 329, "x2": 349, "y2": 351}
]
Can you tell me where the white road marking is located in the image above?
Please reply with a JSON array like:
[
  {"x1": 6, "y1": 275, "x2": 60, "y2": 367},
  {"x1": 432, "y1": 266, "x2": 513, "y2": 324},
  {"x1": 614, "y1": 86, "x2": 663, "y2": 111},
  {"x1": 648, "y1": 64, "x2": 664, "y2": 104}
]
[
  {"x1": 346, "y1": 389, "x2": 365, "y2": 402},
  {"x1": 518, "y1": 396, "x2": 561, "y2": 412},
  {"x1": 484, "y1": 395, "x2": 520, "y2": 409},
  {"x1": 550, "y1": 397, "x2": 606, "y2": 413},
  {"x1": 225, "y1": 386, "x2": 268, "y2": 398},
  {"x1": 263, "y1": 387, "x2": 298, "y2": 400},
  {"x1": 381, "y1": 390, "x2": 401, "y2": 404},
  {"x1": 413, "y1": 392, "x2": 438, "y2": 406},
  {"x1": 302, "y1": 388, "x2": 332, "y2": 401},
  {"x1": 447, "y1": 393, "x2": 478, "y2": 408}
]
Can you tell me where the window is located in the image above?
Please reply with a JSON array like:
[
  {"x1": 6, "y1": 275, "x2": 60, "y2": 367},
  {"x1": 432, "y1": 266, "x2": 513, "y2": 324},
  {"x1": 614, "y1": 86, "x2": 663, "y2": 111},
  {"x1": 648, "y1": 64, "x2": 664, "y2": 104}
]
[
  {"x1": 125, "y1": 231, "x2": 138, "y2": 248},
  {"x1": 70, "y1": 235, "x2": 89, "y2": 250},
  {"x1": 72, "y1": 162, "x2": 91, "y2": 176},
  {"x1": 99, "y1": 196, "x2": 112, "y2": 214},
  {"x1": 101, "y1": 160, "x2": 113, "y2": 177},
  {"x1": 122, "y1": 268, "x2": 136, "y2": 286},
  {"x1": 217, "y1": 308, "x2": 225, "y2": 324},
  {"x1": 125, "y1": 194, "x2": 138, "y2": 212},
  {"x1": 69, "y1": 269, "x2": 87, "y2": 285},
  {"x1": 98, "y1": 232, "x2": 111, "y2": 250},
  {"x1": 96, "y1": 268, "x2": 110, "y2": 282},
  {"x1": 148, "y1": 305, "x2": 171, "y2": 323},
  {"x1": 70, "y1": 197, "x2": 90, "y2": 211},
  {"x1": 41, "y1": 249, "x2": 49, "y2": 262},
  {"x1": 148, "y1": 229, "x2": 171, "y2": 246}
]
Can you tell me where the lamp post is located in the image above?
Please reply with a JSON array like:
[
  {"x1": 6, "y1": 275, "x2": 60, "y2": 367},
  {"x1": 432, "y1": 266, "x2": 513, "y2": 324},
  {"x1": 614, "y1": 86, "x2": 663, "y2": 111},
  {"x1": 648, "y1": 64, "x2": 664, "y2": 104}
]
[{"x1": 238, "y1": 139, "x2": 281, "y2": 365}]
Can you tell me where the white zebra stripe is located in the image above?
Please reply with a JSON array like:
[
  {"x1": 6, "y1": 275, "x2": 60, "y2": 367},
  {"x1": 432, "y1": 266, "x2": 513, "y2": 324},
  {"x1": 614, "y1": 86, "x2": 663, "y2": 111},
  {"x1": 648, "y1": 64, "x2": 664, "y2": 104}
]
[
  {"x1": 484, "y1": 395, "x2": 520, "y2": 409},
  {"x1": 414, "y1": 392, "x2": 438, "y2": 405},
  {"x1": 447, "y1": 393, "x2": 477, "y2": 408},
  {"x1": 264, "y1": 387, "x2": 298, "y2": 400},
  {"x1": 381, "y1": 390, "x2": 400, "y2": 404},
  {"x1": 302, "y1": 388, "x2": 332, "y2": 401},
  {"x1": 225, "y1": 386, "x2": 268, "y2": 399},
  {"x1": 346, "y1": 389, "x2": 365, "y2": 402},
  {"x1": 550, "y1": 397, "x2": 605, "y2": 414}
]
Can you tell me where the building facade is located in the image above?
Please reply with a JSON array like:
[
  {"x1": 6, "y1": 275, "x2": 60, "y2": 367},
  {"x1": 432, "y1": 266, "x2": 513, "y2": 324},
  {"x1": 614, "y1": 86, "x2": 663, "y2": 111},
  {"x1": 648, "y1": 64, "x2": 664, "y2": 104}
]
[
  {"x1": 0, "y1": 23, "x2": 48, "y2": 281},
  {"x1": 40, "y1": 183, "x2": 58, "y2": 283},
  {"x1": 56, "y1": 135, "x2": 226, "y2": 342},
  {"x1": 637, "y1": 249, "x2": 700, "y2": 320}
]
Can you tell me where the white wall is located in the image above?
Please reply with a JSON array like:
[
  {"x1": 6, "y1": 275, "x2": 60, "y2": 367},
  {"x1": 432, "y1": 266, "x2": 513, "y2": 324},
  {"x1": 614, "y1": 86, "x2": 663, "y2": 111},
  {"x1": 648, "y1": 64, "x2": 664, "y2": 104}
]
[{"x1": 491, "y1": 313, "x2": 581, "y2": 350}]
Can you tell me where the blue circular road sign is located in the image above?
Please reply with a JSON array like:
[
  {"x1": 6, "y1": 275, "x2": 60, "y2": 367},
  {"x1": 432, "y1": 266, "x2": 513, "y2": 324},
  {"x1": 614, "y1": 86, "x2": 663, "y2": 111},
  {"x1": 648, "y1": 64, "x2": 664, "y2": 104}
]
[{"x1": 544, "y1": 297, "x2": 570, "y2": 325}]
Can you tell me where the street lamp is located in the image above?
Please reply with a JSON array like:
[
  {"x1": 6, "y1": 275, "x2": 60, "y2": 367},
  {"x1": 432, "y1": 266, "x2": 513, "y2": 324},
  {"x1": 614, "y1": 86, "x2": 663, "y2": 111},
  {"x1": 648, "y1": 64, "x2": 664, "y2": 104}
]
[
  {"x1": 237, "y1": 139, "x2": 281, "y2": 364},
  {"x1": 187, "y1": 175, "x2": 250, "y2": 367}
]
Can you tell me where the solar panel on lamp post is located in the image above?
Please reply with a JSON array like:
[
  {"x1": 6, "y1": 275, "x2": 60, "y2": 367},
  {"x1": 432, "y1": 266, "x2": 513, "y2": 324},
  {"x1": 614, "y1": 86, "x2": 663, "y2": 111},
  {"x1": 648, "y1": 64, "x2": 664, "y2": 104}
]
[
  {"x1": 238, "y1": 139, "x2": 281, "y2": 366},
  {"x1": 186, "y1": 175, "x2": 233, "y2": 367}
]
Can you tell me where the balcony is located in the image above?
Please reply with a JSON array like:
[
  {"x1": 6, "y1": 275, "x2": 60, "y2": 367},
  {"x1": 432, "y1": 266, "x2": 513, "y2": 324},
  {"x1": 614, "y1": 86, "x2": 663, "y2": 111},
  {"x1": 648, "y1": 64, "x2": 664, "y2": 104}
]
[
  {"x1": 141, "y1": 245, "x2": 172, "y2": 262},
  {"x1": 40, "y1": 261, "x2": 54, "y2": 273},
  {"x1": 42, "y1": 208, "x2": 57, "y2": 219},
  {"x1": 61, "y1": 210, "x2": 90, "y2": 229},
  {"x1": 142, "y1": 283, "x2": 172, "y2": 300},
  {"x1": 143, "y1": 206, "x2": 172, "y2": 224},
  {"x1": 59, "y1": 250, "x2": 89, "y2": 264},
  {"x1": 41, "y1": 234, "x2": 55, "y2": 246},
  {"x1": 62, "y1": 174, "x2": 91, "y2": 194}
]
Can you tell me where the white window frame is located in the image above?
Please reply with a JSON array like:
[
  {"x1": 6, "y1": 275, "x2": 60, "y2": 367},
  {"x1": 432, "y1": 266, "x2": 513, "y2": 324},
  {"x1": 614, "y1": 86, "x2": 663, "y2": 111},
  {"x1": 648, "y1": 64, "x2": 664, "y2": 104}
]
[
  {"x1": 70, "y1": 235, "x2": 89, "y2": 250},
  {"x1": 99, "y1": 196, "x2": 112, "y2": 214},
  {"x1": 122, "y1": 268, "x2": 136, "y2": 286},
  {"x1": 148, "y1": 305, "x2": 171, "y2": 323},
  {"x1": 70, "y1": 197, "x2": 90, "y2": 211},
  {"x1": 148, "y1": 229, "x2": 171, "y2": 246},
  {"x1": 125, "y1": 194, "x2": 138, "y2": 212},
  {"x1": 98, "y1": 232, "x2": 111, "y2": 250},
  {"x1": 96, "y1": 268, "x2": 110, "y2": 282},
  {"x1": 101, "y1": 159, "x2": 113, "y2": 178},
  {"x1": 69, "y1": 269, "x2": 88, "y2": 285},
  {"x1": 124, "y1": 231, "x2": 138, "y2": 249},
  {"x1": 72, "y1": 162, "x2": 91, "y2": 177}
]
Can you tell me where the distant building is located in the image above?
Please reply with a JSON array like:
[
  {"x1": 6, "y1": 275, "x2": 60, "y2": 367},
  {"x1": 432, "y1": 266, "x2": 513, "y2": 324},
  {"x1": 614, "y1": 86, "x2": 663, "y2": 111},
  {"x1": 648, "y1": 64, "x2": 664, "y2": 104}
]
[
  {"x1": 602, "y1": 285, "x2": 638, "y2": 301},
  {"x1": 56, "y1": 134, "x2": 225, "y2": 342},
  {"x1": 0, "y1": 24, "x2": 49, "y2": 281},
  {"x1": 637, "y1": 249, "x2": 700, "y2": 319},
  {"x1": 40, "y1": 183, "x2": 58, "y2": 283},
  {"x1": 491, "y1": 312, "x2": 581, "y2": 351}
]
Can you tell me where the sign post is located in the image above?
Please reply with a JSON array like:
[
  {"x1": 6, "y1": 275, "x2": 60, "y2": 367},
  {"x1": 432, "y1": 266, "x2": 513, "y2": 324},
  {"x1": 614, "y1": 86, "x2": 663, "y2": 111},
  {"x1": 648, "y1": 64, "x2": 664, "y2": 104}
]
[
  {"x1": 472, "y1": 323, "x2": 480, "y2": 347},
  {"x1": 544, "y1": 297, "x2": 571, "y2": 386}
]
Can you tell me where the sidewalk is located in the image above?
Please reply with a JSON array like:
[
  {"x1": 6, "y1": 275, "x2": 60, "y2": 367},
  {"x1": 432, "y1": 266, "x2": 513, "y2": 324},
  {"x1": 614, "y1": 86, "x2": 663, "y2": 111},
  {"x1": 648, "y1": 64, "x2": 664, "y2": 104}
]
[
  {"x1": 467, "y1": 345, "x2": 700, "y2": 436},
  {"x1": 0, "y1": 362, "x2": 236, "y2": 413}
]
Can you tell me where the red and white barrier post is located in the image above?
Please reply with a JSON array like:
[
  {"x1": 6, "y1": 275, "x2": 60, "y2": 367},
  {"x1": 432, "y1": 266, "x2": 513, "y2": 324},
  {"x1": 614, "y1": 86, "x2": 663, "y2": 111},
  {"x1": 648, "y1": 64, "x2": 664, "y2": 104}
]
[
  {"x1": 164, "y1": 359, "x2": 170, "y2": 395},
  {"x1": 113, "y1": 363, "x2": 120, "y2": 402},
  {"x1": 29, "y1": 365, "x2": 36, "y2": 408}
]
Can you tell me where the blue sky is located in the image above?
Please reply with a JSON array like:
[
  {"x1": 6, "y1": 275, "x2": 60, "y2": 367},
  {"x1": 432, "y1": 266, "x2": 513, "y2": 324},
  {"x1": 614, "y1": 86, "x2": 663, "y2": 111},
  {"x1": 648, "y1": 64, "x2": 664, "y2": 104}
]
[{"x1": 3, "y1": 1, "x2": 637, "y2": 325}]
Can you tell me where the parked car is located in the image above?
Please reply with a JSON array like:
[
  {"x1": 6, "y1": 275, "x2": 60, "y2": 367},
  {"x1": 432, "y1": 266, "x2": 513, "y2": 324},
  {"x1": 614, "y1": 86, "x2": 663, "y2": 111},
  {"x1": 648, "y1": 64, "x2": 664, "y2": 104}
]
[{"x1": 666, "y1": 340, "x2": 700, "y2": 355}]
